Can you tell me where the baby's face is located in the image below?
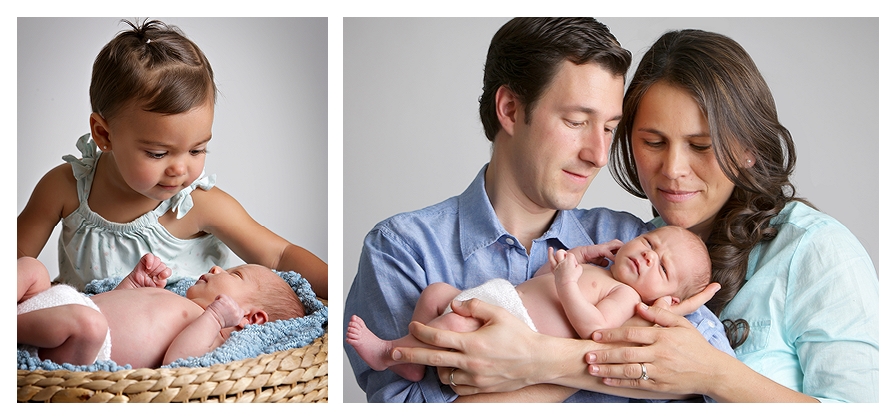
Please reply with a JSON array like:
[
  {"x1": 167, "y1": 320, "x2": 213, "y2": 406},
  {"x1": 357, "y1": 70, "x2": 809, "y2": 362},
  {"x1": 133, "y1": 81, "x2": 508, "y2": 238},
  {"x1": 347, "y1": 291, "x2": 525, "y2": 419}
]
[
  {"x1": 609, "y1": 228, "x2": 692, "y2": 304},
  {"x1": 186, "y1": 264, "x2": 272, "y2": 309}
]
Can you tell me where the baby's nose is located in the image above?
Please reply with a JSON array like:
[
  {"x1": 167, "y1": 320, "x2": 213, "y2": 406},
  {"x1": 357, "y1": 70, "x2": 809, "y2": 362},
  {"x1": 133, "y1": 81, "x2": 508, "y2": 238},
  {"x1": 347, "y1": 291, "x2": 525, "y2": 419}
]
[{"x1": 209, "y1": 266, "x2": 224, "y2": 274}]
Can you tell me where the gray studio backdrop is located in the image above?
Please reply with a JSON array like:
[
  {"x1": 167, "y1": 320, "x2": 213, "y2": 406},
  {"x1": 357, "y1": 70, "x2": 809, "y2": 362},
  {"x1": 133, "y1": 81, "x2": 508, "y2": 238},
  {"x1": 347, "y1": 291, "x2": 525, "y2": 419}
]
[
  {"x1": 342, "y1": 17, "x2": 879, "y2": 403},
  {"x1": 17, "y1": 18, "x2": 328, "y2": 276}
]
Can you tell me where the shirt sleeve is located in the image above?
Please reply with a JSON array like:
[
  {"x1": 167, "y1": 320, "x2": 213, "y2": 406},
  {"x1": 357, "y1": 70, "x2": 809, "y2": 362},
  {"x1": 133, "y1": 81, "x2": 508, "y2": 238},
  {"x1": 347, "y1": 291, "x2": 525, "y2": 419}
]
[
  {"x1": 785, "y1": 223, "x2": 879, "y2": 403},
  {"x1": 343, "y1": 225, "x2": 457, "y2": 403}
]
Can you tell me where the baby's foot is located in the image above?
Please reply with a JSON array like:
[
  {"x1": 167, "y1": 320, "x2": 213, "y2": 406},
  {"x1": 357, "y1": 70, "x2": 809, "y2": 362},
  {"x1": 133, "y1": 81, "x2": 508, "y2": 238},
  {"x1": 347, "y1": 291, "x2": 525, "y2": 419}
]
[
  {"x1": 123, "y1": 253, "x2": 171, "y2": 289},
  {"x1": 346, "y1": 315, "x2": 425, "y2": 381},
  {"x1": 346, "y1": 315, "x2": 391, "y2": 369}
]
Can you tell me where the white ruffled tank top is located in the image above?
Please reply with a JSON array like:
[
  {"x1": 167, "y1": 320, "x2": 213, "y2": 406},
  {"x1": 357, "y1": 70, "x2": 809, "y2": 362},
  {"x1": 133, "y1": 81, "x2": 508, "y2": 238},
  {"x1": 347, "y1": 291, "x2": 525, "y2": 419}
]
[{"x1": 57, "y1": 134, "x2": 229, "y2": 290}]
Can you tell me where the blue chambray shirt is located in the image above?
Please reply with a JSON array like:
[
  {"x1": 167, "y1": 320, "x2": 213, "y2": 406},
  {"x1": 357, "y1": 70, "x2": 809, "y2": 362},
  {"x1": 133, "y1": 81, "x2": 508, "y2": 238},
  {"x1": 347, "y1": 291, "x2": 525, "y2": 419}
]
[{"x1": 344, "y1": 165, "x2": 734, "y2": 402}]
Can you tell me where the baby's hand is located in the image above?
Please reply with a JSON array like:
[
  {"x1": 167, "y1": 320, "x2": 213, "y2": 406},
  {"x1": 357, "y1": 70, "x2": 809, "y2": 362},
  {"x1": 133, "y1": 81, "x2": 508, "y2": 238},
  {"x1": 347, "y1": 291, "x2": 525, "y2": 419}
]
[
  {"x1": 206, "y1": 294, "x2": 245, "y2": 329},
  {"x1": 124, "y1": 253, "x2": 171, "y2": 288},
  {"x1": 552, "y1": 249, "x2": 583, "y2": 287},
  {"x1": 548, "y1": 247, "x2": 576, "y2": 269},
  {"x1": 567, "y1": 240, "x2": 623, "y2": 267}
]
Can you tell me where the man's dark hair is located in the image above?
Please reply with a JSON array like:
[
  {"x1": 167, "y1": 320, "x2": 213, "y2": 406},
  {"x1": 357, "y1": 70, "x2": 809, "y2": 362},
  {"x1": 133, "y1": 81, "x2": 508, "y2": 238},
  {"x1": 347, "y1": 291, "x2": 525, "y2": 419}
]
[{"x1": 479, "y1": 18, "x2": 631, "y2": 141}]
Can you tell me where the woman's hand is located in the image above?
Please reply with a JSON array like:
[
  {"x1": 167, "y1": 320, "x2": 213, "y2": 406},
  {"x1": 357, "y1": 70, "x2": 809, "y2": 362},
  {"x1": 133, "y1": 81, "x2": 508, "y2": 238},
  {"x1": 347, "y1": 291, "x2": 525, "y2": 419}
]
[
  {"x1": 664, "y1": 282, "x2": 720, "y2": 317},
  {"x1": 390, "y1": 298, "x2": 579, "y2": 396},
  {"x1": 585, "y1": 303, "x2": 725, "y2": 397}
]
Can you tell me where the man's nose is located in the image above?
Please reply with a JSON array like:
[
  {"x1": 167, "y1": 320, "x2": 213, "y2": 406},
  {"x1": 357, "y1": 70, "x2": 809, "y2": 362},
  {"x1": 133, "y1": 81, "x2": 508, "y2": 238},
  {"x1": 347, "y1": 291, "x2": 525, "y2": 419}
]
[{"x1": 579, "y1": 128, "x2": 611, "y2": 168}]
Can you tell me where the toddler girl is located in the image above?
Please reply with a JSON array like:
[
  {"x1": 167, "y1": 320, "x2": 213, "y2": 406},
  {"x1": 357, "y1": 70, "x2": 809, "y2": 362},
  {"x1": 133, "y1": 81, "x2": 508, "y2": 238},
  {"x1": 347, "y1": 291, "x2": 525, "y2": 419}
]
[{"x1": 17, "y1": 19, "x2": 327, "y2": 298}]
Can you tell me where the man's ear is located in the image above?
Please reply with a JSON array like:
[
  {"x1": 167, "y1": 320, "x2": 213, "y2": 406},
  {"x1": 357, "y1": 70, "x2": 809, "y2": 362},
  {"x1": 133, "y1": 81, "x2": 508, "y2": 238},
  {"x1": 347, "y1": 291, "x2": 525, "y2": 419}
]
[
  {"x1": 90, "y1": 112, "x2": 112, "y2": 151},
  {"x1": 495, "y1": 85, "x2": 520, "y2": 137}
]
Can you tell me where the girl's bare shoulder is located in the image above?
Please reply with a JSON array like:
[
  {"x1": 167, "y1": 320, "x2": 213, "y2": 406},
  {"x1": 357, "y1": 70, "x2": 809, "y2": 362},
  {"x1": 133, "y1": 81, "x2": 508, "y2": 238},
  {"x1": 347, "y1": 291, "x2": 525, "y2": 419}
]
[{"x1": 27, "y1": 163, "x2": 79, "y2": 216}]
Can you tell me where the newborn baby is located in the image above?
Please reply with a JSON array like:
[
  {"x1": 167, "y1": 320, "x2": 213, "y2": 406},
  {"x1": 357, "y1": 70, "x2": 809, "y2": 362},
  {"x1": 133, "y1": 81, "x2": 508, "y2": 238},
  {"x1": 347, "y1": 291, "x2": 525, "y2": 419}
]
[{"x1": 17, "y1": 254, "x2": 304, "y2": 368}]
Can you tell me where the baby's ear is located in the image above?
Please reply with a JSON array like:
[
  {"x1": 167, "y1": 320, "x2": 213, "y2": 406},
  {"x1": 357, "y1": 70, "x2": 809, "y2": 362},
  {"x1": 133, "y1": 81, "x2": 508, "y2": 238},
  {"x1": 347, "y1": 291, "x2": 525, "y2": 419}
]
[
  {"x1": 245, "y1": 309, "x2": 269, "y2": 326},
  {"x1": 670, "y1": 296, "x2": 681, "y2": 306}
]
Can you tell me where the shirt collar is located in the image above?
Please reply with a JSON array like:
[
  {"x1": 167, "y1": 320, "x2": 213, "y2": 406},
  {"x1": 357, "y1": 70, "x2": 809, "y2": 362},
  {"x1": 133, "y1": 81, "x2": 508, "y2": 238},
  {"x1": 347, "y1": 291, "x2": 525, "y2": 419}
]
[
  {"x1": 458, "y1": 165, "x2": 506, "y2": 259},
  {"x1": 457, "y1": 164, "x2": 593, "y2": 258}
]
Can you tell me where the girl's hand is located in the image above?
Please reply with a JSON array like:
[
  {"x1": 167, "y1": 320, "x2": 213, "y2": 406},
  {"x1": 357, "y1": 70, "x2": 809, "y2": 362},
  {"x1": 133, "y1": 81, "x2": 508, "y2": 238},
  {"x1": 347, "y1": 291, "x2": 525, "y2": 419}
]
[
  {"x1": 390, "y1": 298, "x2": 563, "y2": 395},
  {"x1": 585, "y1": 303, "x2": 725, "y2": 396}
]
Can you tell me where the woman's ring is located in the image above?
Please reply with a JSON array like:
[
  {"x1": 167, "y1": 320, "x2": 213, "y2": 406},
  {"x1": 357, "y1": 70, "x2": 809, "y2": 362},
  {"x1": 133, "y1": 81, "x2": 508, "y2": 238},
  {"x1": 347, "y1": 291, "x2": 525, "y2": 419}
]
[
  {"x1": 449, "y1": 368, "x2": 458, "y2": 387},
  {"x1": 639, "y1": 363, "x2": 649, "y2": 381}
]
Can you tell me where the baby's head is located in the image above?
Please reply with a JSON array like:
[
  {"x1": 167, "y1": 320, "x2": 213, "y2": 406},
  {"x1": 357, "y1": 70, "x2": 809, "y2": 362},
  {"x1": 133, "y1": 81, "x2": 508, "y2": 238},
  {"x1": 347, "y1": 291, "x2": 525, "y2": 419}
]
[
  {"x1": 90, "y1": 19, "x2": 216, "y2": 122},
  {"x1": 609, "y1": 226, "x2": 710, "y2": 305},
  {"x1": 187, "y1": 264, "x2": 306, "y2": 325}
]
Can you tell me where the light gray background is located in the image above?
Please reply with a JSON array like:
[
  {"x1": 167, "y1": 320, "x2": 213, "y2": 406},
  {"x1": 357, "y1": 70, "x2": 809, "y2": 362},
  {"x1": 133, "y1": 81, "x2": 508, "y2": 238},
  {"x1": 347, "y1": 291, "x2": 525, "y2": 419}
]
[
  {"x1": 17, "y1": 18, "x2": 329, "y2": 276},
  {"x1": 342, "y1": 17, "x2": 879, "y2": 403}
]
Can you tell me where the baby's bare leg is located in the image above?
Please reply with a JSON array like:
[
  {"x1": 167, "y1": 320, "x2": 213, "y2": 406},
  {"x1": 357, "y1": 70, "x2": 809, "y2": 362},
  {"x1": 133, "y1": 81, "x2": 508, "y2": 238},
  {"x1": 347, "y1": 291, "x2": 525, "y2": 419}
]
[
  {"x1": 18, "y1": 304, "x2": 108, "y2": 365},
  {"x1": 18, "y1": 257, "x2": 51, "y2": 303},
  {"x1": 410, "y1": 282, "x2": 463, "y2": 324},
  {"x1": 347, "y1": 283, "x2": 483, "y2": 382}
]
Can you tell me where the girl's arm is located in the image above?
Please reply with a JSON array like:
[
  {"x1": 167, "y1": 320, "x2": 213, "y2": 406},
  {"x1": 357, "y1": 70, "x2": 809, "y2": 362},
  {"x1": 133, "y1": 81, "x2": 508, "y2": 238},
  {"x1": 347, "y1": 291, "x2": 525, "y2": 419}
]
[
  {"x1": 193, "y1": 187, "x2": 328, "y2": 298},
  {"x1": 163, "y1": 295, "x2": 244, "y2": 365},
  {"x1": 17, "y1": 164, "x2": 78, "y2": 258}
]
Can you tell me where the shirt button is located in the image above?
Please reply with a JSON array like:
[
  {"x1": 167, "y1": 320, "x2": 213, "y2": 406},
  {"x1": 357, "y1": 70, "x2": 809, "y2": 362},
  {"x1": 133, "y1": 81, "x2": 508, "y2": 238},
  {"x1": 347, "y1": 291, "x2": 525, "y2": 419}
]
[
  {"x1": 505, "y1": 238, "x2": 515, "y2": 245},
  {"x1": 708, "y1": 321, "x2": 716, "y2": 328}
]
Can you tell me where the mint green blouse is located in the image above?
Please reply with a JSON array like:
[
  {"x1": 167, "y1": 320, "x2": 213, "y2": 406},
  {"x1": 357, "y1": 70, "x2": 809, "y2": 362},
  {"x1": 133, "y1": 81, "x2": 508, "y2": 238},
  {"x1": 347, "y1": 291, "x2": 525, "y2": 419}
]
[{"x1": 657, "y1": 201, "x2": 878, "y2": 402}]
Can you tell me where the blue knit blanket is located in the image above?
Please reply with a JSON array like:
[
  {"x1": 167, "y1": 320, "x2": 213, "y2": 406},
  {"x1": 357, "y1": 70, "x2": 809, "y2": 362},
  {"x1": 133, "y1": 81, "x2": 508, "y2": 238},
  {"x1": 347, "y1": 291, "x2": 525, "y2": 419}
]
[{"x1": 17, "y1": 271, "x2": 327, "y2": 372}]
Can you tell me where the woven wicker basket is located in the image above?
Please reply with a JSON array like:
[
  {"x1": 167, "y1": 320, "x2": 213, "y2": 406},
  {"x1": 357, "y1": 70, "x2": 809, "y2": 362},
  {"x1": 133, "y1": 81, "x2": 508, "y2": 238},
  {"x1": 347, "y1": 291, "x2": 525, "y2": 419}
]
[{"x1": 17, "y1": 330, "x2": 327, "y2": 403}]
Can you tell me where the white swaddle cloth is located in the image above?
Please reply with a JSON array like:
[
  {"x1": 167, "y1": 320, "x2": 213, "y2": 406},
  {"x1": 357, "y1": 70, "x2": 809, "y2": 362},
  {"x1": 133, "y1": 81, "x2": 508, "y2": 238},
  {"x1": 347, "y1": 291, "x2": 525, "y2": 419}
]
[
  {"x1": 17, "y1": 284, "x2": 113, "y2": 362},
  {"x1": 443, "y1": 278, "x2": 538, "y2": 332}
]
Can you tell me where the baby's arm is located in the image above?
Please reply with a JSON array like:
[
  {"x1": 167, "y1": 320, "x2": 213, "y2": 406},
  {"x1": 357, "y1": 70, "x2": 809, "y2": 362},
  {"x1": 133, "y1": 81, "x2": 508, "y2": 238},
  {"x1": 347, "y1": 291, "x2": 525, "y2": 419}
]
[
  {"x1": 162, "y1": 294, "x2": 245, "y2": 365},
  {"x1": 534, "y1": 241, "x2": 623, "y2": 278},
  {"x1": 551, "y1": 249, "x2": 641, "y2": 338},
  {"x1": 114, "y1": 254, "x2": 171, "y2": 290}
]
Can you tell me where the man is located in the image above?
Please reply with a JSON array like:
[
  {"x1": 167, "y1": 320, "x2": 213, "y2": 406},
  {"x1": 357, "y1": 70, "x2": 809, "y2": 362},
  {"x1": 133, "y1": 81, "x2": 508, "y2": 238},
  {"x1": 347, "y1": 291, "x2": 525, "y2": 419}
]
[{"x1": 344, "y1": 17, "x2": 727, "y2": 403}]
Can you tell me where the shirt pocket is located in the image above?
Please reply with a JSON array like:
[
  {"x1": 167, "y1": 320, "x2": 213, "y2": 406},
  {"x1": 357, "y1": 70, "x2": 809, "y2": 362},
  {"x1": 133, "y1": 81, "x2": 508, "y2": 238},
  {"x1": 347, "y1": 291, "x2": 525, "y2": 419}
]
[{"x1": 734, "y1": 319, "x2": 771, "y2": 356}]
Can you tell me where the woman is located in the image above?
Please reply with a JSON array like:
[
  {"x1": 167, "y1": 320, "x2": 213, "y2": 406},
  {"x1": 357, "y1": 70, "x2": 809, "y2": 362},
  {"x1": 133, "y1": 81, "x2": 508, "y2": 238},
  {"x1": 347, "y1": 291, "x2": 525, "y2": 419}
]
[
  {"x1": 593, "y1": 29, "x2": 878, "y2": 402},
  {"x1": 392, "y1": 29, "x2": 878, "y2": 403}
]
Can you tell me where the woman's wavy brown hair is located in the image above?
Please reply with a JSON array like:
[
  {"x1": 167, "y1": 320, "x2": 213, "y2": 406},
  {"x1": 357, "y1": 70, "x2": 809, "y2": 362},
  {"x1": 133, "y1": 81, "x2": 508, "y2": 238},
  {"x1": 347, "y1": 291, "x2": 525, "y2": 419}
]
[{"x1": 609, "y1": 29, "x2": 811, "y2": 348}]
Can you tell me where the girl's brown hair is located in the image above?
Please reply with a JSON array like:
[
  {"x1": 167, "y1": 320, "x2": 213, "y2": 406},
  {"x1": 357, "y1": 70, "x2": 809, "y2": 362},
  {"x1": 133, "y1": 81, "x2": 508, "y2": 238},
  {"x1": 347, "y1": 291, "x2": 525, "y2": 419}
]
[{"x1": 90, "y1": 19, "x2": 216, "y2": 121}]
